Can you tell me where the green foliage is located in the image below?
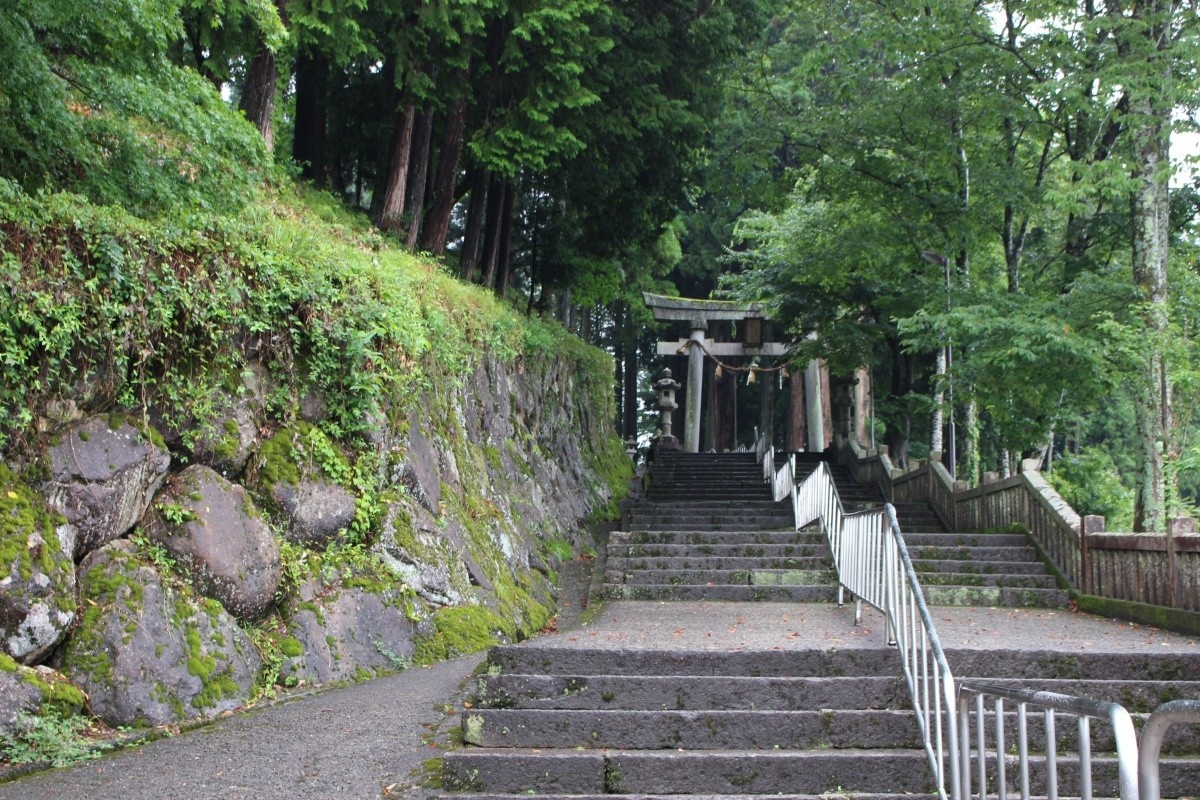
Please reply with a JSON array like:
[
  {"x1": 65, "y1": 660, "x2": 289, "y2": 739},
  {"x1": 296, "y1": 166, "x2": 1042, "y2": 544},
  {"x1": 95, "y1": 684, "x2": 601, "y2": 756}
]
[
  {"x1": 1048, "y1": 450, "x2": 1135, "y2": 531},
  {"x1": 0, "y1": 709, "x2": 105, "y2": 769},
  {"x1": 0, "y1": 2, "x2": 267, "y2": 214}
]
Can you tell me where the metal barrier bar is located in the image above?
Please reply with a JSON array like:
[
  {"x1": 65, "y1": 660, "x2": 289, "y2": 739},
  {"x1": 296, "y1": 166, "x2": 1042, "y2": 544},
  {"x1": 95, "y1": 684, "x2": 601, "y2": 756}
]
[
  {"x1": 957, "y1": 682, "x2": 1139, "y2": 800},
  {"x1": 1138, "y1": 699, "x2": 1200, "y2": 800},
  {"x1": 754, "y1": 434, "x2": 960, "y2": 800}
]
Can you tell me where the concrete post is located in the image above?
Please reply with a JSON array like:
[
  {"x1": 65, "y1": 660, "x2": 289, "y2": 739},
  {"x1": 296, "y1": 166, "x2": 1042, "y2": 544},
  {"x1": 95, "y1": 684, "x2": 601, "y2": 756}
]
[{"x1": 683, "y1": 319, "x2": 706, "y2": 453}]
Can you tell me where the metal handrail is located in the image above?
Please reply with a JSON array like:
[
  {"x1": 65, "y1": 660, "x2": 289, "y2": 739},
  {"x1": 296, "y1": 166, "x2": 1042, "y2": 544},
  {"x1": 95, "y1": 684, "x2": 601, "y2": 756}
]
[
  {"x1": 1139, "y1": 699, "x2": 1200, "y2": 800},
  {"x1": 957, "y1": 681, "x2": 1139, "y2": 800},
  {"x1": 753, "y1": 435, "x2": 961, "y2": 800}
]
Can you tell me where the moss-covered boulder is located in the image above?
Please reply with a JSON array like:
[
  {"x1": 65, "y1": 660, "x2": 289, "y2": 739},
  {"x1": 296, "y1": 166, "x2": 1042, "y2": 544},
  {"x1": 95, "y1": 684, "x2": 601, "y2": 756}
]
[
  {"x1": 43, "y1": 416, "x2": 170, "y2": 558},
  {"x1": 280, "y1": 572, "x2": 415, "y2": 685},
  {"x1": 251, "y1": 426, "x2": 358, "y2": 547},
  {"x1": 0, "y1": 654, "x2": 87, "y2": 737},
  {"x1": 142, "y1": 465, "x2": 281, "y2": 620},
  {"x1": 374, "y1": 501, "x2": 469, "y2": 607},
  {"x1": 59, "y1": 541, "x2": 260, "y2": 727},
  {"x1": 0, "y1": 465, "x2": 77, "y2": 664}
]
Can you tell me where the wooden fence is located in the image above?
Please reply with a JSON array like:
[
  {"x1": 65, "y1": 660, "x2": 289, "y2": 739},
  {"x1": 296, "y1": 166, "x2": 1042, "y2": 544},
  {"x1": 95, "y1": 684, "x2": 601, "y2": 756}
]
[{"x1": 837, "y1": 438, "x2": 1198, "y2": 614}]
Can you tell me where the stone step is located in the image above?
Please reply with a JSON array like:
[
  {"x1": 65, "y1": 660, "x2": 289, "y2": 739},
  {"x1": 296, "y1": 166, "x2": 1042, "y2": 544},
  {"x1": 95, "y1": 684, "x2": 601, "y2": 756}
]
[
  {"x1": 602, "y1": 584, "x2": 840, "y2": 602},
  {"x1": 954, "y1": 709, "x2": 1200, "y2": 756},
  {"x1": 627, "y1": 519, "x2": 797, "y2": 532},
  {"x1": 902, "y1": 532, "x2": 1030, "y2": 547},
  {"x1": 608, "y1": 543, "x2": 828, "y2": 559},
  {"x1": 646, "y1": 492, "x2": 777, "y2": 502},
  {"x1": 441, "y1": 749, "x2": 938, "y2": 795},
  {"x1": 634, "y1": 501, "x2": 789, "y2": 511},
  {"x1": 946, "y1": 649, "x2": 1200, "y2": 681},
  {"x1": 472, "y1": 674, "x2": 908, "y2": 711},
  {"x1": 611, "y1": 569, "x2": 836, "y2": 586},
  {"x1": 437, "y1": 794, "x2": 935, "y2": 800},
  {"x1": 916, "y1": 572, "x2": 1059, "y2": 589},
  {"x1": 605, "y1": 556, "x2": 832, "y2": 571},
  {"x1": 910, "y1": 558, "x2": 1051, "y2": 576},
  {"x1": 922, "y1": 585, "x2": 1069, "y2": 608},
  {"x1": 614, "y1": 531, "x2": 816, "y2": 545},
  {"x1": 460, "y1": 708, "x2": 922, "y2": 750},
  {"x1": 908, "y1": 544, "x2": 1039, "y2": 562},
  {"x1": 484, "y1": 646, "x2": 900, "y2": 678}
]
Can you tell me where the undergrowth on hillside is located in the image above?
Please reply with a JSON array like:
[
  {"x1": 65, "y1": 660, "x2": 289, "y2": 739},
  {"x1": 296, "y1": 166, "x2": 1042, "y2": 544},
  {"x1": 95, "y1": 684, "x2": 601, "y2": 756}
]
[{"x1": 0, "y1": 179, "x2": 597, "y2": 455}]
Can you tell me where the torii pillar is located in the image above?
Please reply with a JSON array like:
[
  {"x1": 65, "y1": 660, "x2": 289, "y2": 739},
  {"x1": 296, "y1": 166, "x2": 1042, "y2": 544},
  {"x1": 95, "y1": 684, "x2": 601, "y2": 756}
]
[{"x1": 682, "y1": 319, "x2": 707, "y2": 452}]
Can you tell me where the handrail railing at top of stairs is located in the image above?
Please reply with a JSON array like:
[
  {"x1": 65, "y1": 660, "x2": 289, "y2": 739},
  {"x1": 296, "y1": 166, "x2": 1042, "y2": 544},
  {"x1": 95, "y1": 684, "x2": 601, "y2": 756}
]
[
  {"x1": 751, "y1": 436, "x2": 1152, "y2": 800},
  {"x1": 755, "y1": 436, "x2": 962, "y2": 800}
]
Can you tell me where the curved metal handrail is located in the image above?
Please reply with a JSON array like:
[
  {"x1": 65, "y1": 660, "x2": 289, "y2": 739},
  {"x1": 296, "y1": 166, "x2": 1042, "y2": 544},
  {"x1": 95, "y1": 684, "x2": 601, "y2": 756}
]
[{"x1": 1139, "y1": 699, "x2": 1200, "y2": 800}]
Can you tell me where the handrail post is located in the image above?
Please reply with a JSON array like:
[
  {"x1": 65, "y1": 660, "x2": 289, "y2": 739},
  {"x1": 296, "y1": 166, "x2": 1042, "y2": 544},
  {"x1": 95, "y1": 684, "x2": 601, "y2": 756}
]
[{"x1": 1138, "y1": 699, "x2": 1200, "y2": 800}]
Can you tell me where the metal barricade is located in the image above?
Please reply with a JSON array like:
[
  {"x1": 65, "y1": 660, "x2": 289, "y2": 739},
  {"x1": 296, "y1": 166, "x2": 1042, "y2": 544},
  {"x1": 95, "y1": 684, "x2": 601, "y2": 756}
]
[{"x1": 956, "y1": 682, "x2": 1139, "y2": 800}]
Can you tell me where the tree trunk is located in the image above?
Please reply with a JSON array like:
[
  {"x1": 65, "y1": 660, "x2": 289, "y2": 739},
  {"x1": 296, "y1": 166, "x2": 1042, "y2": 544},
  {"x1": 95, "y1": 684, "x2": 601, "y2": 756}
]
[
  {"x1": 459, "y1": 168, "x2": 488, "y2": 281},
  {"x1": 1129, "y1": 0, "x2": 1173, "y2": 533},
  {"x1": 292, "y1": 47, "x2": 330, "y2": 185},
  {"x1": 624, "y1": 326, "x2": 639, "y2": 442},
  {"x1": 479, "y1": 174, "x2": 506, "y2": 289},
  {"x1": 405, "y1": 109, "x2": 436, "y2": 248},
  {"x1": 494, "y1": 181, "x2": 516, "y2": 296},
  {"x1": 377, "y1": 105, "x2": 417, "y2": 235},
  {"x1": 240, "y1": 46, "x2": 278, "y2": 151},
  {"x1": 421, "y1": 96, "x2": 468, "y2": 254}
]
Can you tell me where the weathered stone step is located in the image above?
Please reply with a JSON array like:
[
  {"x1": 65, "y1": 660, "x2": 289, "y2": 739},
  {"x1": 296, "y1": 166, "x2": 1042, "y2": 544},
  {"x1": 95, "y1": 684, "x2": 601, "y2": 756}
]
[
  {"x1": 461, "y1": 708, "x2": 922, "y2": 750},
  {"x1": 954, "y1": 709, "x2": 1200, "y2": 755},
  {"x1": 608, "y1": 543, "x2": 827, "y2": 559},
  {"x1": 634, "y1": 501, "x2": 789, "y2": 511},
  {"x1": 436, "y1": 794, "x2": 935, "y2": 800},
  {"x1": 614, "y1": 531, "x2": 814, "y2": 545},
  {"x1": 602, "y1": 584, "x2": 839, "y2": 602},
  {"x1": 1017, "y1": 754, "x2": 1200, "y2": 798},
  {"x1": 909, "y1": 544, "x2": 1039, "y2": 561},
  {"x1": 485, "y1": 646, "x2": 899, "y2": 678},
  {"x1": 910, "y1": 558, "x2": 1050, "y2": 576},
  {"x1": 947, "y1": 649, "x2": 1200, "y2": 681},
  {"x1": 611, "y1": 569, "x2": 836, "y2": 587},
  {"x1": 916, "y1": 572, "x2": 1058, "y2": 589},
  {"x1": 441, "y1": 749, "x2": 937, "y2": 795},
  {"x1": 646, "y1": 492, "x2": 777, "y2": 502},
  {"x1": 605, "y1": 556, "x2": 831, "y2": 571},
  {"x1": 902, "y1": 532, "x2": 1030, "y2": 547},
  {"x1": 922, "y1": 585, "x2": 1068, "y2": 608},
  {"x1": 472, "y1": 674, "x2": 907, "y2": 711},
  {"x1": 627, "y1": 519, "x2": 797, "y2": 532}
]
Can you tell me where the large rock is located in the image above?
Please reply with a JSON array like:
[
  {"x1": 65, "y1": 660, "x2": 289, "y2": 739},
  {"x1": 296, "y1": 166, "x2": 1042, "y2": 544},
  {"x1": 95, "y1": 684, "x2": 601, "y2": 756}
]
[
  {"x1": 0, "y1": 465, "x2": 77, "y2": 664},
  {"x1": 272, "y1": 479, "x2": 357, "y2": 547},
  {"x1": 59, "y1": 541, "x2": 260, "y2": 727},
  {"x1": 143, "y1": 466, "x2": 281, "y2": 620},
  {"x1": 44, "y1": 416, "x2": 170, "y2": 558},
  {"x1": 0, "y1": 667, "x2": 42, "y2": 734},
  {"x1": 280, "y1": 574, "x2": 415, "y2": 685},
  {"x1": 373, "y1": 501, "x2": 469, "y2": 607}
]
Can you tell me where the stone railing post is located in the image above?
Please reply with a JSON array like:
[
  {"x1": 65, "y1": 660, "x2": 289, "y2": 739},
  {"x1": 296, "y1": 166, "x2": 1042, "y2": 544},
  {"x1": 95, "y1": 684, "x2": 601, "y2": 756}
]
[{"x1": 1081, "y1": 515, "x2": 1105, "y2": 595}]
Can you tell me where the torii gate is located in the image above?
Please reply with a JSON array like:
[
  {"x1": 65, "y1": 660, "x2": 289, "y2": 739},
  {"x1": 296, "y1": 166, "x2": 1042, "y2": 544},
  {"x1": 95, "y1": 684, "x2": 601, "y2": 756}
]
[{"x1": 644, "y1": 293, "x2": 788, "y2": 453}]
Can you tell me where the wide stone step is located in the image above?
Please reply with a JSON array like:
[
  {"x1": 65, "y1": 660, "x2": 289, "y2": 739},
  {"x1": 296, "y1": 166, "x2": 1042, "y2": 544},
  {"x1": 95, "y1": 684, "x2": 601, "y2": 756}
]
[
  {"x1": 461, "y1": 708, "x2": 922, "y2": 750},
  {"x1": 438, "y1": 794, "x2": 935, "y2": 800},
  {"x1": 628, "y1": 519, "x2": 796, "y2": 532},
  {"x1": 922, "y1": 585, "x2": 1069, "y2": 608},
  {"x1": 602, "y1": 584, "x2": 839, "y2": 602},
  {"x1": 605, "y1": 556, "x2": 832, "y2": 572},
  {"x1": 647, "y1": 492, "x2": 777, "y2": 502},
  {"x1": 956, "y1": 708, "x2": 1200, "y2": 756},
  {"x1": 472, "y1": 674, "x2": 908, "y2": 711},
  {"x1": 910, "y1": 558, "x2": 1050, "y2": 575},
  {"x1": 946, "y1": 649, "x2": 1200, "y2": 681},
  {"x1": 441, "y1": 749, "x2": 937, "y2": 795},
  {"x1": 916, "y1": 572, "x2": 1059, "y2": 589},
  {"x1": 909, "y1": 544, "x2": 1039, "y2": 561},
  {"x1": 612, "y1": 569, "x2": 836, "y2": 587},
  {"x1": 980, "y1": 678, "x2": 1200, "y2": 713},
  {"x1": 608, "y1": 543, "x2": 827, "y2": 559},
  {"x1": 902, "y1": 532, "x2": 1030, "y2": 547},
  {"x1": 485, "y1": 646, "x2": 899, "y2": 678},
  {"x1": 614, "y1": 531, "x2": 813, "y2": 545},
  {"x1": 634, "y1": 501, "x2": 789, "y2": 511}
]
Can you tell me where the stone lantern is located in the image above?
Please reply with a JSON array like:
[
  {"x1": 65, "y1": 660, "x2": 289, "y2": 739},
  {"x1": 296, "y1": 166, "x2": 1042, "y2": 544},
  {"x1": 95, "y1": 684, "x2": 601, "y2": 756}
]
[{"x1": 653, "y1": 368, "x2": 681, "y2": 452}]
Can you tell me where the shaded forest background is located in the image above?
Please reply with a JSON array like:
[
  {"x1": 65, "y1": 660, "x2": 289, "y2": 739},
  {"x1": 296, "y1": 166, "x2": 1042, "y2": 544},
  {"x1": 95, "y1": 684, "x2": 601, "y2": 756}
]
[{"x1": 2, "y1": 0, "x2": 1200, "y2": 532}]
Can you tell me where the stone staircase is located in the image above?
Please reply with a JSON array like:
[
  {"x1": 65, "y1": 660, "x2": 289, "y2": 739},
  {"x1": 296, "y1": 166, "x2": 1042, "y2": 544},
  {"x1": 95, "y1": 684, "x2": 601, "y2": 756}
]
[
  {"x1": 792, "y1": 453, "x2": 1069, "y2": 609},
  {"x1": 603, "y1": 452, "x2": 837, "y2": 602},
  {"x1": 436, "y1": 451, "x2": 1200, "y2": 800}
]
